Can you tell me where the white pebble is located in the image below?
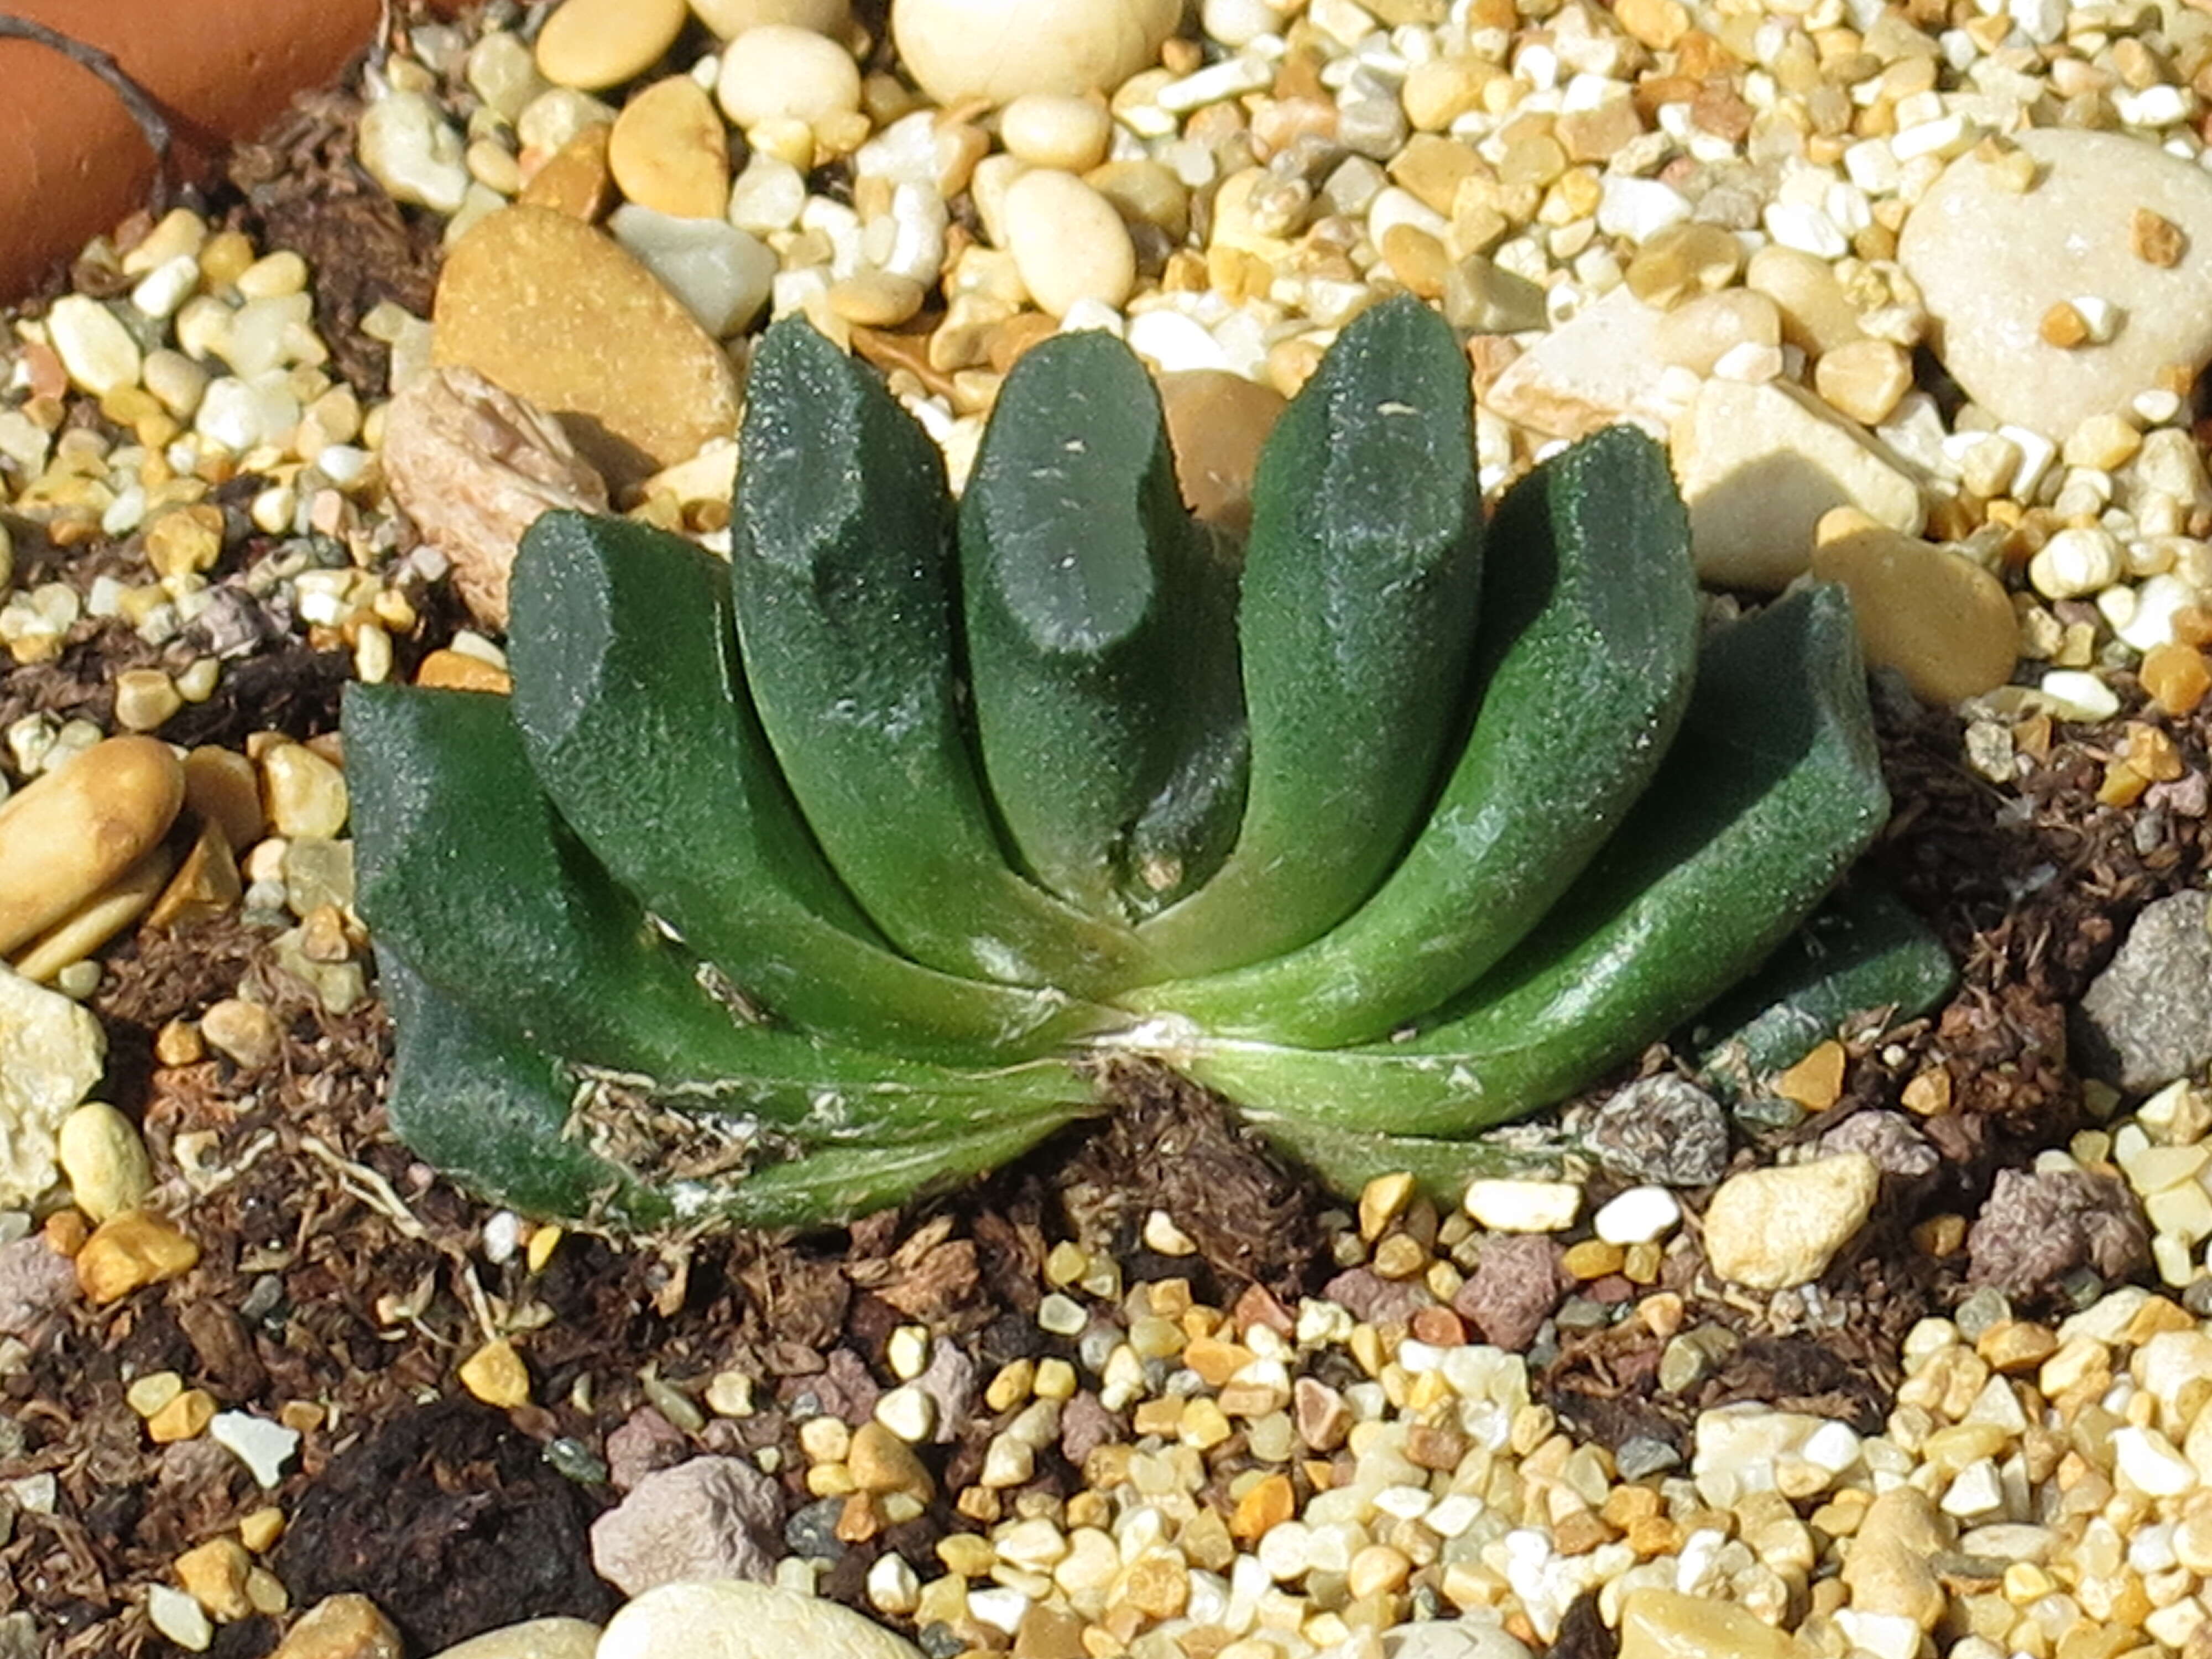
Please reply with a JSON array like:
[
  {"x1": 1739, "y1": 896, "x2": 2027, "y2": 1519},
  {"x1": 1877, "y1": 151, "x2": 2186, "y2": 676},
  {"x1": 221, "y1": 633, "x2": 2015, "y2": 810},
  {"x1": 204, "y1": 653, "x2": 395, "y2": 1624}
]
[
  {"x1": 130, "y1": 254, "x2": 202, "y2": 322},
  {"x1": 1593, "y1": 1185, "x2": 1679, "y2": 1246},
  {"x1": 357, "y1": 89, "x2": 470, "y2": 214},
  {"x1": 1463, "y1": 1178, "x2": 1582, "y2": 1233},
  {"x1": 208, "y1": 1411, "x2": 300, "y2": 1489},
  {"x1": 2118, "y1": 573, "x2": 2196, "y2": 653},
  {"x1": 716, "y1": 25, "x2": 860, "y2": 128},
  {"x1": 45, "y1": 295, "x2": 143, "y2": 397},
  {"x1": 2038, "y1": 669, "x2": 2121, "y2": 722},
  {"x1": 2028, "y1": 525, "x2": 2122, "y2": 599},
  {"x1": 146, "y1": 1584, "x2": 212, "y2": 1652}
]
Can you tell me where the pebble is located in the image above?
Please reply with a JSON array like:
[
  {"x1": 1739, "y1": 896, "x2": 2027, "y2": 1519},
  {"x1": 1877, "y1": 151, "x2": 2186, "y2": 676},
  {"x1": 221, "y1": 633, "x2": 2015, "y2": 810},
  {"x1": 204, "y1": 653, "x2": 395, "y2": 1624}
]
[
  {"x1": 44, "y1": 295, "x2": 143, "y2": 398},
  {"x1": 1839, "y1": 1487, "x2": 1949, "y2": 1631},
  {"x1": 1808, "y1": 510, "x2": 2017, "y2": 706},
  {"x1": 2075, "y1": 889, "x2": 2212, "y2": 1094},
  {"x1": 0, "y1": 1235, "x2": 78, "y2": 1335},
  {"x1": 148, "y1": 1584, "x2": 214, "y2": 1652},
  {"x1": 430, "y1": 1620, "x2": 602, "y2": 1659},
  {"x1": 890, "y1": 0, "x2": 1181, "y2": 107},
  {"x1": 1587, "y1": 1074, "x2": 1730, "y2": 1186},
  {"x1": 715, "y1": 26, "x2": 862, "y2": 129},
  {"x1": 608, "y1": 207, "x2": 778, "y2": 338},
  {"x1": 1901, "y1": 130, "x2": 2212, "y2": 439},
  {"x1": 1000, "y1": 94, "x2": 1114, "y2": 173},
  {"x1": 597, "y1": 1579, "x2": 926, "y2": 1658},
  {"x1": 207, "y1": 1411, "x2": 299, "y2": 1488},
  {"x1": 269, "y1": 1594, "x2": 402, "y2": 1659},
  {"x1": 1671, "y1": 378, "x2": 1924, "y2": 591},
  {"x1": 535, "y1": 0, "x2": 687, "y2": 91},
  {"x1": 1592, "y1": 1186, "x2": 1679, "y2": 1247},
  {"x1": 690, "y1": 0, "x2": 849, "y2": 34},
  {"x1": 262, "y1": 743, "x2": 349, "y2": 839},
  {"x1": 1701, "y1": 1152, "x2": 1880, "y2": 1290},
  {"x1": 357, "y1": 92, "x2": 471, "y2": 215},
  {"x1": 55, "y1": 1102, "x2": 150, "y2": 1224},
  {"x1": 590, "y1": 1457, "x2": 783, "y2": 1594},
  {"x1": 379, "y1": 367, "x2": 611, "y2": 629},
  {"x1": 74, "y1": 1211, "x2": 200, "y2": 1305},
  {"x1": 1003, "y1": 169, "x2": 1136, "y2": 316},
  {"x1": 1483, "y1": 286, "x2": 1672, "y2": 440},
  {"x1": 609, "y1": 77, "x2": 732, "y2": 220},
  {"x1": 433, "y1": 206, "x2": 742, "y2": 489},
  {"x1": 1463, "y1": 1178, "x2": 1582, "y2": 1233},
  {"x1": 460, "y1": 1338, "x2": 531, "y2": 1407},
  {"x1": 519, "y1": 127, "x2": 615, "y2": 221},
  {"x1": 0, "y1": 737, "x2": 184, "y2": 956},
  {"x1": 1617, "y1": 1587, "x2": 1812, "y2": 1659},
  {"x1": 1651, "y1": 290, "x2": 1780, "y2": 378},
  {"x1": 0, "y1": 966, "x2": 104, "y2": 1207},
  {"x1": 199, "y1": 998, "x2": 283, "y2": 1070},
  {"x1": 1155, "y1": 368, "x2": 1284, "y2": 535},
  {"x1": 175, "y1": 1537, "x2": 254, "y2": 1622}
]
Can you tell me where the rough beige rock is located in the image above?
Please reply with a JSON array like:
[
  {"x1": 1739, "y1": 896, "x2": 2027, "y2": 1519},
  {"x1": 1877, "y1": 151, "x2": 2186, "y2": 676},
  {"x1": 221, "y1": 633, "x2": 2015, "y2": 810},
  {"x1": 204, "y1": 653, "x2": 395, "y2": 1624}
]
[
  {"x1": 429, "y1": 1618, "x2": 602, "y2": 1659},
  {"x1": 382, "y1": 366, "x2": 611, "y2": 628},
  {"x1": 1157, "y1": 369, "x2": 1285, "y2": 535},
  {"x1": 270, "y1": 1594, "x2": 403, "y2": 1659},
  {"x1": 1618, "y1": 1589, "x2": 1815, "y2": 1659},
  {"x1": 890, "y1": 0, "x2": 1181, "y2": 106},
  {"x1": 0, "y1": 738, "x2": 184, "y2": 957},
  {"x1": 0, "y1": 965, "x2": 105, "y2": 1207},
  {"x1": 1809, "y1": 509, "x2": 2016, "y2": 705},
  {"x1": 1483, "y1": 286, "x2": 1672, "y2": 439},
  {"x1": 598, "y1": 1580, "x2": 928, "y2": 1659},
  {"x1": 1702, "y1": 1153, "x2": 1881, "y2": 1290},
  {"x1": 1840, "y1": 1487, "x2": 1952, "y2": 1631},
  {"x1": 609, "y1": 78, "x2": 732, "y2": 220},
  {"x1": 535, "y1": 0, "x2": 687, "y2": 91},
  {"x1": 1670, "y1": 378, "x2": 1923, "y2": 591},
  {"x1": 1901, "y1": 129, "x2": 2212, "y2": 439},
  {"x1": 434, "y1": 206, "x2": 742, "y2": 490}
]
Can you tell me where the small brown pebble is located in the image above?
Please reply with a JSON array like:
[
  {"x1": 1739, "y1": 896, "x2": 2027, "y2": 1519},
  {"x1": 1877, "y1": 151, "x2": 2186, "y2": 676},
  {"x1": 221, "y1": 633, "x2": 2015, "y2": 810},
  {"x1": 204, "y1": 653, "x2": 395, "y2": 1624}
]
[
  {"x1": 1776, "y1": 1039, "x2": 1846, "y2": 1110},
  {"x1": 2039, "y1": 301, "x2": 2090, "y2": 349},
  {"x1": 1406, "y1": 1421, "x2": 1468, "y2": 1471},
  {"x1": 2133, "y1": 206, "x2": 2186, "y2": 268},
  {"x1": 848, "y1": 1420, "x2": 933, "y2": 1499},
  {"x1": 1408, "y1": 1305, "x2": 1464, "y2": 1347}
]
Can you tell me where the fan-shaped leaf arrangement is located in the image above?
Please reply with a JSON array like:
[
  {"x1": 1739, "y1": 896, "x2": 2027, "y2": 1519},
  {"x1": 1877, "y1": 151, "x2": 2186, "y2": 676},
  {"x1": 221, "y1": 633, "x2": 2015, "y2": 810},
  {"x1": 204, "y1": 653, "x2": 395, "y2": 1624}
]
[{"x1": 345, "y1": 297, "x2": 1948, "y2": 1227}]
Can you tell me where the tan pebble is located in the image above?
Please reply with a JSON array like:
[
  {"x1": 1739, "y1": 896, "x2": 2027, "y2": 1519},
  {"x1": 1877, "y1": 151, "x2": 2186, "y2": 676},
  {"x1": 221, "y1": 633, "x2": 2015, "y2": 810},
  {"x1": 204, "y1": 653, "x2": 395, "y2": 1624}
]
[
  {"x1": 1005, "y1": 169, "x2": 1134, "y2": 317},
  {"x1": 181, "y1": 748, "x2": 263, "y2": 854},
  {"x1": 1746, "y1": 244, "x2": 1865, "y2": 355},
  {"x1": 77, "y1": 1211, "x2": 200, "y2": 1305},
  {"x1": 1840, "y1": 1487, "x2": 1950, "y2": 1631},
  {"x1": 848, "y1": 1420, "x2": 933, "y2": 1498},
  {"x1": 1230, "y1": 1471, "x2": 1293, "y2": 1540},
  {"x1": 1121, "y1": 1552, "x2": 1190, "y2": 1618},
  {"x1": 690, "y1": 0, "x2": 849, "y2": 35},
  {"x1": 175, "y1": 1537, "x2": 255, "y2": 1623},
  {"x1": 1380, "y1": 224, "x2": 1451, "y2": 299},
  {"x1": 893, "y1": 0, "x2": 1181, "y2": 107},
  {"x1": 1085, "y1": 159, "x2": 1188, "y2": 239},
  {"x1": 1618, "y1": 1587, "x2": 1813, "y2": 1659},
  {"x1": 519, "y1": 126, "x2": 615, "y2": 221},
  {"x1": 609, "y1": 77, "x2": 732, "y2": 220},
  {"x1": 269, "y1": 1594, "x2": 403, "y2": 1659},
  {"x1": 1809, "y1": 512, "x2": 2017, "y2": 705},
  {"x1": 415, "y1": 649, "x2": 515, "y2": 693},
  {"x1": 1346, "y1": 1543, "x2": 1412, "y2": 1599},
  {"x1": 2141, "y1": 642, "x2": 2211, "y2": 716},
  {"x1": 1702, "y1": 1154, "x2": 1878, "y2": 1291},
  {"x1": 535, "y1": 0, "x2": 687, "y2": 91},
  {"x1": 200, "y1": 997, "x2": 283, "y2": 1069},
  {"x1": 1001, "y1": 93, "x2": 1112, "y2": 173},
  {"x1": 56, "y1": 1102, "x2": 152, "y2": 1224},
  {"x1": 434, "y1": 206, "x2": 741, "y2": 490},
  {"x1": 144, "y1": 503, "x2": 226, "y2": 580},
  {"x1": 827, "y1": 270, "x2": 926, "y2": 328},
  {"x1": 1775, "y1": 1038, "x2": 1846, "y2": 1111},
  {"x1": 147, "y1": 1387, "x2": 218, "y2": 1444},
  {"x1": 716, "y1": 25, "x2": 862, "y2": 128},
  {"x1": 2061, "y1": 411, "x2": 2142, "y2": 472},
  {"x1": 1814, "y1": 338, "x2": 1913, "y2": 427},
  {"x1": 1156, "y1": 369, "x2": 1285, "y2": 537},
  {"x1": 2135, "y1": 206, "x2": 2187, "y2": 268},
  {"x1": 145, "y1": 818, "x2": 244, "y2": 932},
  {"x1": 239, "y1": 1506, "x2": 286, "y2": 1554},
  {"x1": 154, "y1": 1018, "x2": 205, "y2": 1066},
  {"x1": 11, "y1": 842, "x2": 176, "y2": 984},
  {"x1": 42, "y1": 1211, "x2": 87, "y2": 1258},
  {"x1": 459, "y1": 1338, "x2": 531, "y2": 1407},
  {"x1": 260, "y1": 743, "x2": 348, "y2": 839},
  {"x1": 113, "y1": 670, "x2": 182, "y2": 733},
  {"x1": 1615, "y1": 0, "x2": 1690, "y2": 48},
  {"x1": 0, "y1": 738, "x2": 185, "y2": 957},
  {"x1": 1652, "y1": 289, "x2": 1781, "y2": 376},
  {"x1": 2038, "y1": 300, "x2": 2090, "y2": 350},
  {"x1": 127, "y1": 1371, "x2": 184, "y2": 1418}
]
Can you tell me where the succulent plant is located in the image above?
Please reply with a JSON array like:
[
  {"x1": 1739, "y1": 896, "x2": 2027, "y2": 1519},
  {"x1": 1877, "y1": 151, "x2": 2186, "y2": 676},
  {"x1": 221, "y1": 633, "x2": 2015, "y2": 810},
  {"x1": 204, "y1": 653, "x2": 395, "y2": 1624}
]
[{"x1": 345, "y1": 296, "x2": 1949, "y2": 1227}]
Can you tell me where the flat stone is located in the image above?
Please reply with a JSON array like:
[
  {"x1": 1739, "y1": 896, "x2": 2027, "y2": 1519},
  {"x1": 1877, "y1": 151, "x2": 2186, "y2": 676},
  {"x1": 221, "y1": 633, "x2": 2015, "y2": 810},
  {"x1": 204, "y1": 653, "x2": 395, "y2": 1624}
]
[
  {"x1": 1484, "y1": 286, "x2": 1672, "y2": 439},
  {"x1": 1156, "y1": 369, "x2": 1285, "y2": 535},
  {"x1": 0, "y1": 964, "x2": 105, "y2": 1207},
  {"x1": 597, "y1": 1579, "x2": 927, "y2": 1659},
  {"x1": 1617, "y1": 1588, "x2": 1814, "y2": 1659},
  {"x1": 607, "y1": 207, "x2": 778, "y2": 339},
  {"x1": 429, "y1": 1618, "x2": 602, "y2": 1659},
  {"x1": 690, "y1": 0, "x2": 849, "y2": 35},
  {"x1": 609, "y1": 77, "x2": 731, "y2": 220},
  {"x1": 433, "y1": 206, "x2": 742, "y2": 489},
  {"x1": 890, "y1": 0, "x2": 1182, "y2": 106},
  {"x1": 1701, "y1": 1153, "x2": 1879, "y2": 1290},
  {"x1": 2075, "y1": 890, "x2": 2212, "y2": 1093},
  {"x1": 1809, "y1": 510, "x2": 2016, "y2": 705},
  {"x1": 535, "y1": 0, "x2": 687, "y2": 91},
  {"x1": 1671, "y1": 377, "x2": 1924, "y2": 591},
  {"x1": 590, "y1": 1457, "x2": 782, "y2": 1595},
  {"x1": 0, "y1": 737, "x2": 184, "y2": 956},
  {"x1": 1901, "y1": 129, "x2": 2212, "y2": 440}
]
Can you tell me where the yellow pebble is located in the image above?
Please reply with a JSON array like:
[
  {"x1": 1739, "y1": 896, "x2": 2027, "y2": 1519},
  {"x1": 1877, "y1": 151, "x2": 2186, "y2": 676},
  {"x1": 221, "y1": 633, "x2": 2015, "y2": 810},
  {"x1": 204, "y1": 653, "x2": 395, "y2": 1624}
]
[
  {"x1": 458, "y1": 1338, "x2": 531, "y2": 1408},
  {"x1": 525, "y1": 1223, "x2": 563, "y2": 1273},
  {"x1": 238, "y1": 1506, "x2": 285, "y2": 1553}
]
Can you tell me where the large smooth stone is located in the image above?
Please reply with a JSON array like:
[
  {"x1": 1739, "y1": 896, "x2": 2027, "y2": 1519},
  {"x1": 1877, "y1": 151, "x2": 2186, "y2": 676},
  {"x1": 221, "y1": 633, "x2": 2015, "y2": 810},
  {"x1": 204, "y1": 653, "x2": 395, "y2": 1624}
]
[
  {"x1": 1483, "y1": 285, "x2": 1672, "y2": 440},
  {"x1": 1809, "y1": 509, "x2": 2016, "y2": 705},
  {"x1": 608, "y1": 77, "x2": 731, "y2": 220},
  {"x1": 430, "y1": 1617, "x2": 601, "y2": 1659},
  {"x1": 536, "y1": 0, "x2": 687, "y2": 90},
  {"x1": 1701, "y1": 1153, "x2": 1880, "y2": 1290},
  {"x1": 597, "y1": 1580, "x2": 926, "y2": 1659},
  {"x1": 0, "y1": 965, "x2": 105, "y2": 1208},
  {"x1": 1618, "y1": 1589, "x2": 1815, "y2": 1659},
  {"x1": 0, "y1": 737, "x2": 184, "y2": 957},
  {"x1": 433, "y1": 206, "x2": 741, "y2": 488},
  {"x1": 890, "y1": 0, "x2": 1181, "y2": 106},
  {"x1": 1901, "y1": 129, "x2": 2212, "y2": 439},
  {"x1": 1670, "y1": 377, "x2": 1923, "y2": 591}
]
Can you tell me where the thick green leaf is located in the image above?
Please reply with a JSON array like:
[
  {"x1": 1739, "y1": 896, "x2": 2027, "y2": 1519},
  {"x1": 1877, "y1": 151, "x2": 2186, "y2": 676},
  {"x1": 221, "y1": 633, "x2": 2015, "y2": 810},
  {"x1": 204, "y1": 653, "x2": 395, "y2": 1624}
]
[
  {"x1": 959, "y1": 331, "x2": 1243, "y2": 919},
  {"x1": 1130, "y1": 424, "x2": 1697, "y2": 1044},
  {"x1": 507, "y1": 512, "x2": 1122, "y2": 1064},
  {"x1": 1690, "y1": 878, "x2": 1956, "y2": 1080},
  {"x1": 733, "y1": 320, "x2": 1151, "y2": 992},
  {"x1": 1185, "y1": 585, "x2": 1889, "y2": 1134},
  {"x1": 1135, "y1": 294, "x2": 1486, "y2": 975}
]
